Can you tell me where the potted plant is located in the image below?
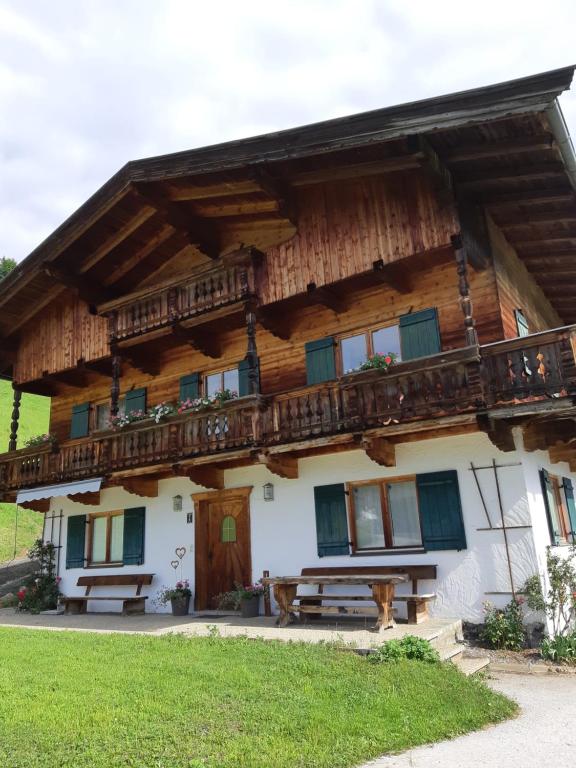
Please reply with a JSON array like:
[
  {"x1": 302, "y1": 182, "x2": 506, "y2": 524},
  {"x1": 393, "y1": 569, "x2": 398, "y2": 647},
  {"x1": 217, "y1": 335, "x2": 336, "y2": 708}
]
[
  {"x1": 155, "y1": 580, "x2": 192, "y2": 616},
  {"x1": 216, "y1": 582, "x2": 263, "y2": 617}
]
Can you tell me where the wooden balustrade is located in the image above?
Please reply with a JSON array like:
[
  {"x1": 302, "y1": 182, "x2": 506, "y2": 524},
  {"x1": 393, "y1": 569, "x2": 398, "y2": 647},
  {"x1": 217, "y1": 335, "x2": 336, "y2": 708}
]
[
  {"x1": 106, "y1": 255, "x2": 256, "y2": 342},
  {"x1": 481, "y1": 327, "x2": 576, "y2": 405},
  {"x1": 1, "y1": 329, "x2": 575, "y2": 493}
]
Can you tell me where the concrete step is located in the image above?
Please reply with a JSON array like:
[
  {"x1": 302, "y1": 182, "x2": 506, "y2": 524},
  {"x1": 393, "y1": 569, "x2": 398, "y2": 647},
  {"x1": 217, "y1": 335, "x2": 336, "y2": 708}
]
[{"x1": 452, "y1": 654, "x2": 490, "y2": 676}]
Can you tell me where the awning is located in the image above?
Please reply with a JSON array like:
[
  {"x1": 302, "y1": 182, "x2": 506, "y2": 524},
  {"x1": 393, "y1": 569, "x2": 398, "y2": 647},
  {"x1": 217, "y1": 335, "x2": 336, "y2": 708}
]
[{"x1": 16, "y1": 478, "x2": 103, "y2": 504}]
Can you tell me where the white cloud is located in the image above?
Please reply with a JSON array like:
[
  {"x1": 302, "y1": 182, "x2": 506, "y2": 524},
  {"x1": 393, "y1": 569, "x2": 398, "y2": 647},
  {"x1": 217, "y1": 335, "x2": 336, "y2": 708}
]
[{"x1": 0, "y1": 0, "x2": 575, "y2": 261}]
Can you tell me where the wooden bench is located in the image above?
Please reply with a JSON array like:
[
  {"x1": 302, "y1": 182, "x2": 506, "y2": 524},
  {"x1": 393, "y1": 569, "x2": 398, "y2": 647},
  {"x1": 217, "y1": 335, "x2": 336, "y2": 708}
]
[
  {"x1": 61, "y1": 574, "x2": 154, "y2": 615},
  {"x1": 298, "y1": 565, "x2": 437, "y2": 624}
]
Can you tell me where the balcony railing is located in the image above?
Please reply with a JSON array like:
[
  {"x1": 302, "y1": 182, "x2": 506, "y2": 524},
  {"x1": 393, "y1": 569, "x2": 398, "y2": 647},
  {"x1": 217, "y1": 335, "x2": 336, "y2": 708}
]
[
  {"x1": 104, "y1": 251, "x2": 259, "y2": 343},
  {"x1": 1, "y1": 327, "x2": 575, "y2": 494}
]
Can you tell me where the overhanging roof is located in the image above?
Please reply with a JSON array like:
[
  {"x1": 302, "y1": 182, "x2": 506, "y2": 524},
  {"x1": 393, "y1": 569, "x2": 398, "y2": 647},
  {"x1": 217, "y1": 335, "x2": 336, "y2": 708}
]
[
  {"x1": 16, "y1": 478, "x2": 103, "y2": 503},
  {"x1": 1, "y1": 65, "x2": 576, "y2": 341}
]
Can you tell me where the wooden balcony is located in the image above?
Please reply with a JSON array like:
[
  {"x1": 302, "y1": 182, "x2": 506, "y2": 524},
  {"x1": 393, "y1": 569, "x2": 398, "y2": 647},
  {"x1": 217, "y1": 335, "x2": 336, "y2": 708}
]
[
  {"x1": 1, "y1": 328, "x2": 575, "y2": 495},
  {"x1": 102, "y1": 250, "x2": 260, "y2": 344}
]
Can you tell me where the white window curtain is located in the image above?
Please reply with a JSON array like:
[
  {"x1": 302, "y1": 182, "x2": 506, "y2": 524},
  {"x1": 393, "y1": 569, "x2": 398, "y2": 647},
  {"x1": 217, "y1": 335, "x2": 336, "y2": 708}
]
[
  {"x1": 388, "y1": 481, "x2": 422, "y2": 547},
  {"x1": 353, "y1": 484, "x2": 384, "y2": 548}
]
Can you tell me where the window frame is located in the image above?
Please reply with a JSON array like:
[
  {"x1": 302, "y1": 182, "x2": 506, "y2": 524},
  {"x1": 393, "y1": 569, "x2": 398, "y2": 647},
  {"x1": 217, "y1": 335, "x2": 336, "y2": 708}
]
[
  {"x1": 347, "y1": 475, "x2": 425, "y2": 553},
  {"x1": 93, "y1": 396, "x2": 127, "y2": 432},
  {"x1": 336, "y1": 322, "x2": 401, "y2": 375},
  {"x1": 204, "y1": 365, "x2": 240, "y2": 397},
  {"x1": 87, "y1": 510, "x2": 124, "y2": 566}
]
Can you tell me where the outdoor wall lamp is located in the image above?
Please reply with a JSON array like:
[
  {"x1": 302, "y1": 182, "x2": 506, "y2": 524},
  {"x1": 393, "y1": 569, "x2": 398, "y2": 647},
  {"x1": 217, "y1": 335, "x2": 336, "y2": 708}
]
[
  {"x1": 263, "y1": 482, "x2": 274, "y2": 502},
  {"x1": 172, "y1": 494, "x2": 183, "y2": 512}
]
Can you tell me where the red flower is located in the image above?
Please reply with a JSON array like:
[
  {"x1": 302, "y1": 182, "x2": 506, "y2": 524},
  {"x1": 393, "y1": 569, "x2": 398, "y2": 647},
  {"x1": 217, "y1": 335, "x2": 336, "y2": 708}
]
[
  {"x1": 384, "y1": 356, "x2": 392, "y2": 364},
  {"x1": 17, "y1": 589, "x2": 26, "y2": 601}
]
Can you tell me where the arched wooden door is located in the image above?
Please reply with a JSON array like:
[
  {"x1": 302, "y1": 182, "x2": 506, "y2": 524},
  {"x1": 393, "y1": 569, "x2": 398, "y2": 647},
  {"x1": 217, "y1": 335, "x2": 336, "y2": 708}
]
[{"x1": 193, "y1": 487, "x2": 252, "y2": 610}]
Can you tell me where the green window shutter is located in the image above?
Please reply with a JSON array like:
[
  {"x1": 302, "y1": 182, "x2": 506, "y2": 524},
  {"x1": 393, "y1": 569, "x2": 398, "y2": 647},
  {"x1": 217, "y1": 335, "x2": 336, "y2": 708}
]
[
  {"x1": 125, "y1": 387, "x2": 147, "y2": 416},
  {"x1": 238, "y1": 357, "x2": 260, "y2": 397},
  {"x1": 563, "y1": 478, "x2": 576, "y2": 543},
  {"x1": 179, "y1": 373, "x2": 200, "y2": 402},
  {"x1": 514, "y1": 309, "x2": 529, "y2": 338},
  {"x1": 123, "y1": 507, "x2": 146, "y2": 565},
  {"x1": 70, "y1": 402, "x2": 90, "y2": 439},
  {"x1": 305, "y1": 337, "x2": 336, "y2": 385},
  {"x1": 540, "y1": 469, "x2": 561, "y2": 545},
  {"x1": 417, "y1": 470, "x2": 466, "y2": 551},
  {"x1": 313, "y1": 483, "x2": 349, "y2": 557},
  {"x1": 66, "y1": 515, "x2": 86, "y2": 569},
  {"x1": 399, "y1": 308, "x2": 441, "y2": 361}
]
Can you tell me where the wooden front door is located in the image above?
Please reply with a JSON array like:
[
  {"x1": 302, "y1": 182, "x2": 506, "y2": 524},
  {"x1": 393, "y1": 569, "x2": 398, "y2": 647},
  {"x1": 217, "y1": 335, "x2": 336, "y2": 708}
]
[{"x1": 194, "y1": 487, "x2": 252, "y2": 610}]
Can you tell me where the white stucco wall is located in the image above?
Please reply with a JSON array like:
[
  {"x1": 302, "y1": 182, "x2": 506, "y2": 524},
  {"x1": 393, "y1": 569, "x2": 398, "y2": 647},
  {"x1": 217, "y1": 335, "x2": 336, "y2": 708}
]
[{"x1": 46, "y1": 430, "x2": 566, "y2": 623}]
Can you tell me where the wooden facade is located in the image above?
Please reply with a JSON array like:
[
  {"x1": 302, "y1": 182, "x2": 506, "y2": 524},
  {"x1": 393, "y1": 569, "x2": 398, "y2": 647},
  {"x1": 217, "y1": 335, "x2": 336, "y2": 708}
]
[{"x1": 2, "y1": 67, "x2": 576, "y2": 503}]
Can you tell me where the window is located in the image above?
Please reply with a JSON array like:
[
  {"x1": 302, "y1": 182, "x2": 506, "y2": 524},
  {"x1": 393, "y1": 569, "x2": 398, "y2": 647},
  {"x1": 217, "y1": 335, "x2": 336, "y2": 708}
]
[
  {"x1": 205, "y1": 367, "x2": 239, "y2": 397},
  {"x1": 541, "y1": 471, "x2": 575, "y2": 546},
  {"x1": 88, "y1": 511, "x2": 124, "y2": 565},
  {"x1": 514, "y1": 309, "x2": 530, "y2": 338},
  {"x1": 221, "y1": 515, "x2": 237, "y2": 543},
  {"x1": 95, "y1": 397, "x2": 126, "y2": 431},
  {"x1": 349, "y1": 478, "x2": 422, "y2": 551},
  {"x1": 339, "y1": 325, "x2": 402, "y2": 374}
]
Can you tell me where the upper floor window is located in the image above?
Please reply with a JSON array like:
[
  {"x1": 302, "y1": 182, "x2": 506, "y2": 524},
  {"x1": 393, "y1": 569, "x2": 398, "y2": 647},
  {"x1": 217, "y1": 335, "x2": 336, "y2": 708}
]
[
  {"x1": 514, "y1": 309, "x2": 529, "y2": 338},
  {"x1": 340, "y1": 325, "x2": 402, "y2": 374},
  {"x1": 95, "y1": 397, "x2": 126, "y2": 431},
  {"x1": 205, "y1": 367, "x2": 239, "y2": 397}
]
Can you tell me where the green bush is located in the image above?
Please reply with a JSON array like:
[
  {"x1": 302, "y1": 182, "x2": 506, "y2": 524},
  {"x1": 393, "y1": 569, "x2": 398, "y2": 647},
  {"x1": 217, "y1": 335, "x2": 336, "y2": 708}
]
[
  {"x1": 480, "y1": 600, "x2": 525, "y2": 650},
  {"x1": 540, "y1": 632, "x2": 576, "y2": 664},
  {"x1": 370, "y1": 635, "x2": 440, "y2": 664},
  {"x1": 523, "y1": 545, "x2": 576, "y2": 638}
]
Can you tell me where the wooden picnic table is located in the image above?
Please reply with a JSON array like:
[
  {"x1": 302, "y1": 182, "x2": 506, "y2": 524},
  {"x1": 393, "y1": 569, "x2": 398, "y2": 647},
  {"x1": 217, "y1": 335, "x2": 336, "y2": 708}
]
[{"x1": 262, "y1": 574, "x2": 408, "y2": 632}]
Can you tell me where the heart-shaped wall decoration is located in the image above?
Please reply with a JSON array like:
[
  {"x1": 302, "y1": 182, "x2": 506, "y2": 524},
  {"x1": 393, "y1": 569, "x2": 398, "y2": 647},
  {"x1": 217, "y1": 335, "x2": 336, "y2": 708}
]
[
  {"x1": 170, "y1": 560, "x2": 179, "y2": 570},
  {"x1": 175, "y1": 547, "x2": 186, "y2": 560}
]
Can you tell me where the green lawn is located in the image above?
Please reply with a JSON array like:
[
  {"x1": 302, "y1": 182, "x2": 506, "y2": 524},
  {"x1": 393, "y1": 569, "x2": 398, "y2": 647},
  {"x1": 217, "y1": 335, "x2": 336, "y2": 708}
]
[
  {"x1": 0, "y1": 380, "x2": 50, "y2": 562},
  {"x1": 0, "y1": 628, "x2": 516, "y2": 768}
]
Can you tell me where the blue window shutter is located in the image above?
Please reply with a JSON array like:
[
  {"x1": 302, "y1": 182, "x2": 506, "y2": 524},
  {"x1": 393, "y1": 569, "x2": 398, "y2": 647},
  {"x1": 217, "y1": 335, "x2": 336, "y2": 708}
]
[
  {"x1": 417, "y1": 470, "x2": 466, "y2": 551},
  {"x1": 179, "y1": 373, "x2": 200, "y2": 402},
  {"x1": 66, "y1": 515, "x2": 86, "y2": 568},
  {"x1": 123, "y1": 507, "x2": 146, "y2": 565},
  {"x1": 563, "y1": 478, "x2": 576, "y2": 543},
  {"x1": 125, "y1": 387, "x2": 147, "y2": 416},
  {"x1": 238, "y1": 358, "x2": 260, "y2": 396},
  {"x1": 399, "y1": 308, "x2": 441, "y2": 360},
  {"x1": 70, "y1": 402, "x2": 90, "y2": 439},
  {"x1": 305, "y1": 337, "x2": 336, "y2": 385},
  {"x1": 314, "y1": 484, "x2": 349, "y2": 557}
]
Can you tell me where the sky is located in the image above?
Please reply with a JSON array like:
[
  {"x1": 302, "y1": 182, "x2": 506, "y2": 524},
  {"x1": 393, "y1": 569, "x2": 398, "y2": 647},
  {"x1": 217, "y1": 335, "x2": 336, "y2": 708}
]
[{"x1": 1, "y1": 0, "x2": 576, "y2": 263}]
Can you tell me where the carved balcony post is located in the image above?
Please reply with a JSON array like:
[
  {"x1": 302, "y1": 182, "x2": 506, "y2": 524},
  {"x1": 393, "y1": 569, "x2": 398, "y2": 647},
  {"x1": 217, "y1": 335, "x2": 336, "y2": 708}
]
[
  {"x1": 451, "y1": 234, "x2": 478, "y2": 348},
  {"x1": 8, "y1": 385, "x2": 22, "y2": 451},
  {"x1": 110, "y1": 354, "x2": 121, "y2": 418},
  {"x1": 245, "y1": 307, "x2": 260, "y2": 395}
]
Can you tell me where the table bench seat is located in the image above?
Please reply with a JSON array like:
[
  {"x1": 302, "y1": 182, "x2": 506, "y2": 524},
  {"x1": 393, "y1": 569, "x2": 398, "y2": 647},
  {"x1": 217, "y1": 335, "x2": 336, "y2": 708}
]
[{"x1": 61, "y1": 574, "x2": 154, "y2": 615}]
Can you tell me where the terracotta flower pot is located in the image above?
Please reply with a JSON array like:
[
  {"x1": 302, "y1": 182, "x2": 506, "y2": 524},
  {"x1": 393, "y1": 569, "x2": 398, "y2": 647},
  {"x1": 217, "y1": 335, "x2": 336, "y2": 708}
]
[
  {"x1": 171, "y1": 595, "x2": 191, "y2": 616},
  {"x1": 240, "y1": 596, "x2": 260, "y2": 618}
]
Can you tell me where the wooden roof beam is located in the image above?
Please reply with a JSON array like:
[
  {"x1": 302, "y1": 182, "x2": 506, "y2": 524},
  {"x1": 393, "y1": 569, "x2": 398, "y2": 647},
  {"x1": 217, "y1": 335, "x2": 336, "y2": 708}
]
[
  {"x1": 372, "y1": 259, "x2": 412, "y2": 293},
  {"x1": 478, "y1": 189, "x2": 576, "y2": 207},
  {"x1": 173, "y1": 464, "x2": 224, "y2": 490},
  {"x1": 134, "y1": 184, "x2": 222, "y2": 260},
  {"x1": 77, "y1": 205, "x2": 157, "y2": 274},
  {"x1": 112, "y1": 344, "x2": 160, "y2": 376},
  {"x1": 171, "y1": 322, "x2": 221, "y2": 359},
  {"x1": 251, "y1": 167, "x2": 296, "y2": 224},
  {"x1": 496, "y1": 212, "x2": 576, "y2": 229},
  {"x1": 458, "y1": 162, "x2": 565, "y2": 188},
  {"x1": 306, "y1": 282, "x2": 348, "y2": 314},
  {"x1": 442, "y1": 134, "x2": 555, "y2": 163},
  {"x1": 42, "y1": 263, "x2": 115, "y2": 306},
  {"x1": 256, "y1": 307, "x2": 292, "y2": 340},
  {"x1": 101, "y1": 223, "x2": 177, "y2": 286},
  {"x1": 258, "y1": 451, "x2": 299, "y2": 479}
]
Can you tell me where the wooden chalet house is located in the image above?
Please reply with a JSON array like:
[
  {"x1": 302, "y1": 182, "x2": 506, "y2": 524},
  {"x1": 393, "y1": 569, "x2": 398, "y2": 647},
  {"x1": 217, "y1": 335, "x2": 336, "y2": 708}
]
[{"x1": 1, "y1": 67, "x2": 576, "y2": 624}]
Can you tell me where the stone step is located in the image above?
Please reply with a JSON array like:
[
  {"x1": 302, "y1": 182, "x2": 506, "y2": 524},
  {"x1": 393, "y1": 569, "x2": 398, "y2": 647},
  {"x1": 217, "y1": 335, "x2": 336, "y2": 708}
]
[{"x1": 453, "y1": 655, "x2": 491, "y2": 676}]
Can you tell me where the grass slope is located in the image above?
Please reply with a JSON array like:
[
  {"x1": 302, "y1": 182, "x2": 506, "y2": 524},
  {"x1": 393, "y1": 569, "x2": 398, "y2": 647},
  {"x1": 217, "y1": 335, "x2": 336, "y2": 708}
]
[
  {"x1": 0, "y1": 380, "x2": 50, "y2": 562},
  {"x1": 0, "y1": 629, "x2": 516, "y2": 768}
]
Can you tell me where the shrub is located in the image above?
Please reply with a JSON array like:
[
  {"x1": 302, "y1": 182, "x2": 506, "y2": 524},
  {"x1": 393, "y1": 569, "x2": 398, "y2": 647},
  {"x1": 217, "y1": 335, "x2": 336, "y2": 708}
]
[
  {"x1": 523, "y1": 545, "x2": 576, "y2": 638},
  {"x1": 17, "y1": 539, "x2": 60, "y2": 614},
  {"x1": 480, "y1": 599, "x2": 525, "y2": 650},
  {"x1": 540, "y1": 632, "x2": 576, "y2": 664},
  {"x1": 370, "y1": 635, "x2": 440, "y2": 664}
]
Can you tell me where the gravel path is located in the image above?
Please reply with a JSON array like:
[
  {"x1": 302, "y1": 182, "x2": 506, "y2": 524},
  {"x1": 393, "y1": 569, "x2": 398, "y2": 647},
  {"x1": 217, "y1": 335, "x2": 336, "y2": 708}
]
[{"x1": 361, "y1": 672, "x2": 576, "y2": 767}]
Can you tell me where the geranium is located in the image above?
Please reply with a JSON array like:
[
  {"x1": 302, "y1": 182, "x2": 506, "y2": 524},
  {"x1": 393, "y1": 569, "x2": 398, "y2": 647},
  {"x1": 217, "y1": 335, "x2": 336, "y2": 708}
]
[
  {"x1": 177, "y1": 390, "x2": 239, "y2": 414},
  {"x1": 24, "y1": 434, "x2": 57, "y2": 448},
  {"x1": 148, "y1": 402, "x2": 176, "y2": 423},
  {"x1": 359, "y1": 352, "x2": 398, "y2": 372},
  {"x1": 108, "y1": 409, "x2": 149, "y2": 429}
]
